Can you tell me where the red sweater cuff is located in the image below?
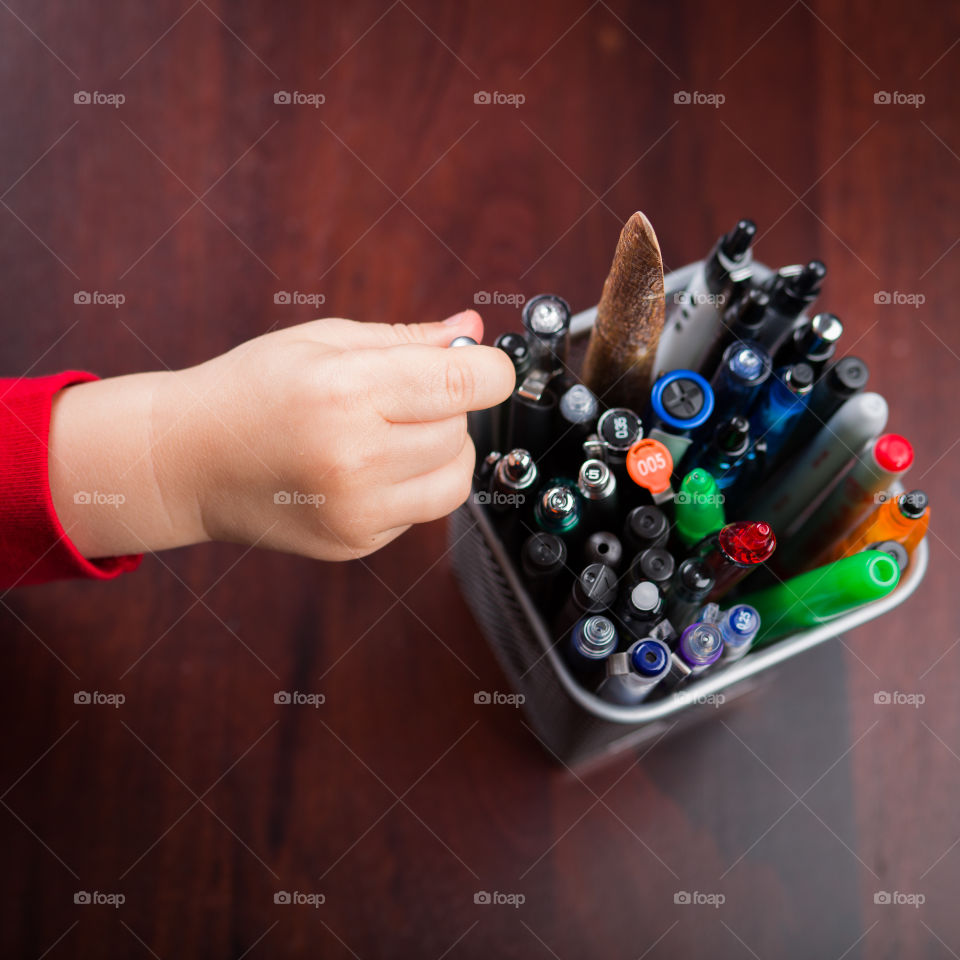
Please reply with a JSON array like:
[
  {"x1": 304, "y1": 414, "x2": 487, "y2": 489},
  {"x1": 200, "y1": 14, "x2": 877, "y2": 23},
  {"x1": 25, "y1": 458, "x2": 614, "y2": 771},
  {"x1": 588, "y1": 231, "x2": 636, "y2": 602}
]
[{"x1": 0, "y1": 372, "x2": 143, "y2": 588}]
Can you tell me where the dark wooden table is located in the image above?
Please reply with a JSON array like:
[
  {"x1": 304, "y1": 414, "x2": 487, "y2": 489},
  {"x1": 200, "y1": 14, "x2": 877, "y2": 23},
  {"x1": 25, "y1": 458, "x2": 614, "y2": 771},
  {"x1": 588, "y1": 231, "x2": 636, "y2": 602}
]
[{"x1": 1, "y1": 1, "x2": 957, "y2": 956}]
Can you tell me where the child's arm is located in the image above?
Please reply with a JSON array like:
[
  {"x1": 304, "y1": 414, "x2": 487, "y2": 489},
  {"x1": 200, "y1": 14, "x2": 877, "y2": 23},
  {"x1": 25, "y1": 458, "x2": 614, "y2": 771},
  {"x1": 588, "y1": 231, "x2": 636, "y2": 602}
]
[{"x1": 46, "y1": 309, "x2": 514, "y2": 563}]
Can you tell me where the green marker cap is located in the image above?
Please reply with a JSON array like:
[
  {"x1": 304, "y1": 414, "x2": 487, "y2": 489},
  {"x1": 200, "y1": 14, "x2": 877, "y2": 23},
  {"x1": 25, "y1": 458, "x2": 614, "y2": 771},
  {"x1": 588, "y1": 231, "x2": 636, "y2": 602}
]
[
  {"x1": 740, "y1": 550, "x2": 901, "y2": 648},
  {"x1": 674, "y1": 469, "x2": 726, "y2": 547}
]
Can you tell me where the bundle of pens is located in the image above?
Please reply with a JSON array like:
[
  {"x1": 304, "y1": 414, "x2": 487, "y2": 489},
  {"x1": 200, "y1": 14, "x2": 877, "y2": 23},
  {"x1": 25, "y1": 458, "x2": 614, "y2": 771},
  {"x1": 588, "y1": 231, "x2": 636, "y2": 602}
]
[{"x1": 467, "y1": 211, "x2": 930, "y2": 707}]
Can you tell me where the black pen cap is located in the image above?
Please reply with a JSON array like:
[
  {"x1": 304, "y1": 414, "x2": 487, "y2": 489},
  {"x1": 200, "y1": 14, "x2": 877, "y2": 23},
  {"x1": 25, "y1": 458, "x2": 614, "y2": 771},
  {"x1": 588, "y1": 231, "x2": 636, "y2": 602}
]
[
  {"x1": 824, "y1": 356, "x2": 869, "y2": 396},
  {"x1": 495, "y1": 331, "x2": 532, "y2": 382},
  {"x1": 769, "y1": 260, "x2": 827, "y2": 315},
  {"x1": 713, "y1": 416, "x2": 751, "y2": 457},
  {"x1": 572, "y1": 563, "x2": 619, "y2": 613},
  {"x1": 898, "y1": 490, "x2": 929, "y2": 520},
  {"x1": 865, "y1": 540, "x2": 909, "y2": 571},
  {"x1": 623, "y1": 505, "x2": 670, "y2": 551},
  {"x1": 631, "y1": 547, "x2": 675, "y2": 586},
  {"x1": 521, "y1": 532, "x2": 567, "y2": 580},
  {"x1": 584, "y1": 531, "x2": 623, "y2": 570},
  {"x1": 706, "y1": 219, "x2": 757, "y2": 290},
  {"x1": 726, "y1": 287, "x2": 770, "y2": 337},
  {"x1": 624, "y1": 580, "x2": 663, "y2": 618},
  {"x1": 673, "y1": 557, "x2": 715, "y2": 602}
]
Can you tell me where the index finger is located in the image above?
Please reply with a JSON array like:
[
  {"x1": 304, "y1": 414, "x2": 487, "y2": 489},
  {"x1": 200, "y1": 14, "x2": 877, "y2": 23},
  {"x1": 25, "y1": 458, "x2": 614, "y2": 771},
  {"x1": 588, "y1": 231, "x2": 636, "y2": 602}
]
[{"x1": 369, "y1": 342, "x2": 516, "y2": 422}]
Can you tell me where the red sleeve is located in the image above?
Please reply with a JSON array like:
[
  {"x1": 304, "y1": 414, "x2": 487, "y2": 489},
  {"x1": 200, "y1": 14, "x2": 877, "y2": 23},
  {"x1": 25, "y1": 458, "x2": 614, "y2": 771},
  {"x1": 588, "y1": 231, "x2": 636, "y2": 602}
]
[{"x1": 0, "y1": 372, "x2": 143, "y2": 588}]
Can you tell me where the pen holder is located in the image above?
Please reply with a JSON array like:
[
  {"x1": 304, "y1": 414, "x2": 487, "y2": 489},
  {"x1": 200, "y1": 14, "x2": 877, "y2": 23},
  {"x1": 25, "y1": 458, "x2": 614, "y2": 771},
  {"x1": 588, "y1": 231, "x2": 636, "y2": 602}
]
[{"x1": 449, "y1": 262, "x2": 929, "y2": 769}]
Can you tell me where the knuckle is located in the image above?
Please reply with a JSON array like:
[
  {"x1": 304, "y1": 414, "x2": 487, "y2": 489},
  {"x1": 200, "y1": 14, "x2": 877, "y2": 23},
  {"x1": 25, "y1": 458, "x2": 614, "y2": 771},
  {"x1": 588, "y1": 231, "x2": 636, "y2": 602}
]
[{"x1": 443, "y1": 359, "x2": 475, "y2": 409}]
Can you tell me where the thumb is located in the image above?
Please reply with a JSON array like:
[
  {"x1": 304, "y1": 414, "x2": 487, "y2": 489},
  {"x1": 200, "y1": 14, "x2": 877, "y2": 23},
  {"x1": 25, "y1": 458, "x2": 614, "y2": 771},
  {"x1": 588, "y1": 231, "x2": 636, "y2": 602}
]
[{"x1": 289, "y1": 310, "x2": 486, "y2": 350}]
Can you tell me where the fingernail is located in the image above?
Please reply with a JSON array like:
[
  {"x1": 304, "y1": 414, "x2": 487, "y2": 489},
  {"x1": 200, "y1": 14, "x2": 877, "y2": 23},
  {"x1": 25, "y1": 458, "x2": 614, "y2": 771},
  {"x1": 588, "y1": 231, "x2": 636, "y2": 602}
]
[{"x1": 443, "y1": 310, "x2": 470, "y2": 325}]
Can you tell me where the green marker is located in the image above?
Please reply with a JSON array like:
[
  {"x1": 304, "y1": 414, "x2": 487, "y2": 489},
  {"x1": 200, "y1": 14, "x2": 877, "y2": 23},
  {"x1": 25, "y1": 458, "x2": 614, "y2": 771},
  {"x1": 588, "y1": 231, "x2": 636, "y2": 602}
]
[
  {"x1": 739, "y1": 550, "x2": 901, "y2": 647},
  {"x1": 674, "y1": 469, "x2": 726, "y2": 547}
]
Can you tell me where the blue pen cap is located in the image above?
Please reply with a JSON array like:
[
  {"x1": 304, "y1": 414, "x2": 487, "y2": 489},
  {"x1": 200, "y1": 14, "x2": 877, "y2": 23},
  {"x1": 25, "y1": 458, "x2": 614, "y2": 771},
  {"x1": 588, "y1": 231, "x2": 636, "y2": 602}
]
[
  {"x1": 719, "y1": 604, "x2": 760, "y2": 652},
  {"x1": 630, "y1": 638, "x2": 670, "y2": 678},
  {"x1": 650, "y1": 370, "x2": 715, "y2": 432}
]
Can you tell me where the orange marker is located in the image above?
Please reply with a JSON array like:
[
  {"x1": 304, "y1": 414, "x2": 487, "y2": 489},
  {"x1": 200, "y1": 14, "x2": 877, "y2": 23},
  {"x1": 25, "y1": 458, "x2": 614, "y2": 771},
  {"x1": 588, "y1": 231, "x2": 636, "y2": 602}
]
[
  {"x1": 826, "y1": 489, "x2": 930, "y2": 563},
  {"x1": 625, "y1": 438, "x2": 674, "y2": 505}
]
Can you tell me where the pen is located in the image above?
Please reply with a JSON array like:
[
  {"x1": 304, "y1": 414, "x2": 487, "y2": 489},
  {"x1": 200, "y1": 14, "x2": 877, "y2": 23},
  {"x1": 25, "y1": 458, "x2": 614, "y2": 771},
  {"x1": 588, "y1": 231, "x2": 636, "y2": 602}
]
[
  {"x1": 711, "y1": 340, "x2": 772, "y2": 421},
  {"x1": 577, "y1": 458, "x2": 618, "y2": 529},
  {"x1": 717, "y1": 604, "x2": 760, "y2": 663},
  {"x1": 755, "y1": 260, "x2": 827, "y2": 351},
  {"x1": 584, "y1": 531, "x2": 623, "y2": 570},
  {"x1": 698, "y1": 520, "x2": 776, "y2": 602},
  {"x1": 450, "y1": 336, "x2": 495, "y2": 460},
  {"x1": 491, "y1": 449, "x2": 539, "y2": 512},
  {"x1": 557, "y1": 384, "x2": 600, "y2": 467},
  {"x1": 506, "y1": 370, "x2": 558, "y2": 460},
  {"x1": 669, "y1": 621, "x2": 724, "y2": 680},
  {"x1": 824, "y1": 489, "x2": 929, "y2": 564},
  {"x1": 665, "y1": 557, "x2": 716, "y2": 631},
  {"x1": 656, "y1": 218, "x2": 757, "y2": 376},
  {"x1": 783, "y1": 355, "x2": 870, "y2": 460},
  {"x1": 522, "y1": 294, "x2": 571, "y2": 377},
  {"x1": 646, "y1": 369, "x2": 715, "y2": 467},
  {"x1": 774, "y1": 312, "x2": 843, "y2": 373},
  {"x1": 674, "y1": 469, "x2": 726, "y2": 548},
  {"x1": 597, "y1": 406, "x2": 644, "y2": 498},
  {"x1": 616, "y1": 580, "x2": 665, "y2": 641},
  {"x1": 743, "y1": 391, "x2": 889, "y2": 535},
  {"x1": 566, "y1": 615, "x2": 619, "y2": 679},
  {"x1": 625, "y1": 438, "x2": 675, "y2": 505},
  {"x1": 582, "y1": 211, "x2": 667, "y2": 406},
  {"x1": 534, "y1": 480, "x2": 583, "y2": 539},
  {"x1": 493, "y1": 331, "x2": 533, "y2": 452},
  {"x1": 520, "y1": 531, "x2": 569, "y2": 608},
  {"x1": 704, "y1": 288, "x2": 771, "y2": 375},
  {"x1": 555, "y1": 562, "x2": 620, "y2": 638},
  {"x1": 689, "y1": 416, "x2": 751, "y2": 489},
  {"x1": 598, "y1": 638, "x2": 672, "y2": 705},
  {"x1": 627, "y1": 547, "x2": 676, "y2": 589},
  {"x1": 740, "y1": 550, "x2": 901, "y2": 647},
  {"x1": 622, "y1": 504, "x2": 670, "y2": 553},
  {"x1": 864, "y1": 539, "x2": 909, "y2": 571},
  {"x1": 747, "y1": 362, "x2": 814, "y2": 465}
]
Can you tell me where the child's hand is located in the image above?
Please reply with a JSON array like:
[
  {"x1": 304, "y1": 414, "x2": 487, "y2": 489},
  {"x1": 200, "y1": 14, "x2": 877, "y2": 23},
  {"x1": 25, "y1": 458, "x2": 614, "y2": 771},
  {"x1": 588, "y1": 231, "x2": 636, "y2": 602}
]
[{"x1": 49, "y1": 310, "x2": 515, "y2": 561}]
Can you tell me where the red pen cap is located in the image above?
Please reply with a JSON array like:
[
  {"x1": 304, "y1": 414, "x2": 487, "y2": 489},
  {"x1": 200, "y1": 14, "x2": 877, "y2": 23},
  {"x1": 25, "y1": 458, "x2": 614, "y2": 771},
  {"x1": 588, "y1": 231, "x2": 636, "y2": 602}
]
[
  {"x1": 719, "y1": 521, "x2": 777, "y2": 566},
  {"x1": 874, "y1": 434, "x2": 913, "y2": 474}
]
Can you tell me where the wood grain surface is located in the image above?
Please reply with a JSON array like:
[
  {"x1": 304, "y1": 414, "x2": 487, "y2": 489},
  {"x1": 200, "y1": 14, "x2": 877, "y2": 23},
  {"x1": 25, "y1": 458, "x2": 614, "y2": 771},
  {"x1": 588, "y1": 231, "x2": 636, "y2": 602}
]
[{"x1": 1, "y1": 1, "x2": 957, "y2": 956}]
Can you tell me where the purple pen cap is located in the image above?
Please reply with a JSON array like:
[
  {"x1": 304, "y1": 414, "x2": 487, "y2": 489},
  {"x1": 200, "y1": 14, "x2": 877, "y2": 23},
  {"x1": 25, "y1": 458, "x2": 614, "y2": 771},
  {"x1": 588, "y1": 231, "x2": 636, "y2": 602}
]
[{"x1": 677, "y1": 622, "x2": 724, "y2": 669}]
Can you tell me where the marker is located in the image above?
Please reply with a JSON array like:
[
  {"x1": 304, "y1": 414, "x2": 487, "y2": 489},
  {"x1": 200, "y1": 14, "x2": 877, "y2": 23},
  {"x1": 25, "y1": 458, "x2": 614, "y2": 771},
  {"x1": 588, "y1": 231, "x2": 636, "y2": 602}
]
[
  {"x1": 825, "y1": 489, "x2": 930, "y2": 564},
  {"x1": 627, "y1": 547, "x2": 675, "y2": 588},
  {"x1": 555, "y1": 562, "x2": 620, "y2": 638},
  {"x1": 522, "y1": 293, "x2": 571, "y2": 376},
  {"x1": 491, "y1": 449, "x2": 539, "y2": 512},
  {"x1": 747, "y1": 363, "x2": 814, "y2": 464},
  {"x1": 577, "y1": 458, "x2": 618, "y2": 529},
  {"x1": 698, "y1": 520, "x2": 777, "y2": 602},
  {"x1": 779, "y1": 433, "x2": 913, "y2": 573},
  {"x1": 755, "y1": 260, "x2": 828, "y2": 351},
  {"x1": 775, "y1": 312, "x2": 843, "y2": 372},
  {"x1": 647, "y1": 370, "x2": 715, "y2": 466},
  {"x1": 625, "y1": 438, "x2": 675, "y2": 505},
  {"x1": 656, "y1": 219, "x2": 757, "y2": 376},
  {"x1": 506, "y1": 371, "x2": 558, "y2": 460},
  {"x1": 584, "y1": 531, "x2": 623, "y2": 570},
  {"x1": 673, "y1": 621, "x2": 724, "y2": 676},
  {"x1": 596, "y1": 407, "x2": 644, "y2": 465},
  {"x1": 740, "y1": 551, "x2": 901, "y2": 647},
  {"x1": 534, "y1": 480, "x2": 582, "y2": 538},
  {"x1": 691, "y1": 416, "x2": 751, "y2": 490},
  {"x1": 711, "y1": 340, "x2": 772, "y2": 420},
  {"x1": 865, "y1": 539, "x2": 909, "y2": 571},
  {"x1": 674, "y1": 469, "x2": 726, "y2": 547},
  {"x1": 723, "y1": 436, "x2": 768, "y2": 517},
  {"x1": 744, "y1": 392, "x2": 888, "y2": 535},
  {"x1": 665, "y1": 557, "x2": 716, "y2": 631},
  {"x1": 582, "y1": 211, "x2": 667, "y2": 406},
  {"x1": 566, "y1": 615, "x2": 619, "y2": 678},
  {"x1": 788, "y1": 355, "x2": 869, "y2": 455},
  {"x1": 622, "y1": 505, "x2": 670, "y2": 553},
  {"x1": 717, "y1": 604, "x2": 760, "y2": 663},
  {"x1": 493, "y1": 332, "x2": 533, "y2": 452},
  {"x1": 616, "y1": 580, "x2": 665, "y2": 640},
  {"x1": 598, "y1": 638, "x2": 672, "y2": 705},
  {"x1": 520, "y1": 531, "x2": 569, "y2": 608}
]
